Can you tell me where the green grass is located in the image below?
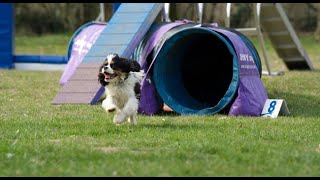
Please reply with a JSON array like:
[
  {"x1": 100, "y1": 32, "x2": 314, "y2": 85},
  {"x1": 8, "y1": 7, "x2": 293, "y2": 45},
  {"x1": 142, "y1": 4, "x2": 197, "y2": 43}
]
[
  {"x1": 1, "y1": 33, "x2": 320, "y2": 176},
  {"x1": 14, "y1": 33, "x2": 73, "y2": 55}
]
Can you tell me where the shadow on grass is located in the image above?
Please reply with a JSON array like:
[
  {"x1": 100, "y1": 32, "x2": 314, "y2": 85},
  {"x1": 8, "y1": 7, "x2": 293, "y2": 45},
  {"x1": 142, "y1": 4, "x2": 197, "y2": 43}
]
[
  {"x1": 141, "y1": 122, "x2": 210, "y2": 130},
  {"x1": 139, "y1": 90, "x2": 320, "y2": 119},
  {"x1": 157, "y1": 110, "x2": 180, "y2": 116}
]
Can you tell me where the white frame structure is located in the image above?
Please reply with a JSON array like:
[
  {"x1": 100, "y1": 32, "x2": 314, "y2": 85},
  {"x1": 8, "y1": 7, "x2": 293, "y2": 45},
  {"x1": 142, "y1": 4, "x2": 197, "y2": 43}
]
[
  {"x1": 95, "y1": 3, "x2": 105, "y2": 22},
  {"x1": 226, "y1": 3, "x2": 284, "y2": 76},
  {"x1": 161, "y1": 3, "x2": 204, "y2": 23}
]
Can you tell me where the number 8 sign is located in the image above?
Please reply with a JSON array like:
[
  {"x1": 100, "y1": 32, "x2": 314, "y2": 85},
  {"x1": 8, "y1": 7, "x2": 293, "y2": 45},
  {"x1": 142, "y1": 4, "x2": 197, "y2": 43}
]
[{"x1": 261, "y1": 99, "x2": 290, "y2": 118}]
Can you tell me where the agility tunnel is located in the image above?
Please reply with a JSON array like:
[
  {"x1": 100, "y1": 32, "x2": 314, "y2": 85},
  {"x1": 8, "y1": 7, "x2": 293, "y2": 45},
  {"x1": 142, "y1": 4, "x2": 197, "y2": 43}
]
[
  {"x1": 60, "y1": 20, "x2": 268, "y2": 116},
  {"x1": 135, "y1": 20, "x2": 268, "y2": 116}
]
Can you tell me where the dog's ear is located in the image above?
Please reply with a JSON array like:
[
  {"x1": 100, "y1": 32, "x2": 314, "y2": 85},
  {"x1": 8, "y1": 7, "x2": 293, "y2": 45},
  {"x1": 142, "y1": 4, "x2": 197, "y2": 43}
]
[
  {"x1": 98, "y1": 73, "x2": 108, "y2": 86},
  {"x1": 118, "y1": 58, "x2": 141, "y2": 73},
  {"x1": 99, "y1": 63, "x2": 104, "y2": 73},
  {"x1": 130, "y1": 60, "x2": 141, "y2": 72}
]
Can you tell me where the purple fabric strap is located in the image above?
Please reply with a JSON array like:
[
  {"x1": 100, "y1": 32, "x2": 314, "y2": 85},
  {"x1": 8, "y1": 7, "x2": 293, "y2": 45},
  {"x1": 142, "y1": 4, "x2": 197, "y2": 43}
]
[
  {"x1": 139, "y1": 20, "x2": 203, "y2": 84},
  {"x1": 137, "y1": 21, "x2": 189, "y2": 115},
  {"x1": 138, "y1": 20, "x2": 188, "y2": 75},
  {"x1": 207, "y1": 27, "x2": 268, "y2": 116}
]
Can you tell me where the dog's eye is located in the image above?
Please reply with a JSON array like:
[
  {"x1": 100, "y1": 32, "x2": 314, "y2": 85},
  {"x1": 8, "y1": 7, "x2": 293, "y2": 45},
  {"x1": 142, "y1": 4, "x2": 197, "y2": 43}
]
[{"x1": 110, "y1": 64, "x2": 114, "y2": 68}]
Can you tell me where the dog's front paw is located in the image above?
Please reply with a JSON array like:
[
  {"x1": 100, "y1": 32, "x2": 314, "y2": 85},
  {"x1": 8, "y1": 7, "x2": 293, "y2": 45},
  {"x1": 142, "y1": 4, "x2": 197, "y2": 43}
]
[
  {"x1": 113, "y1": 113, "x2": 126, "y2": 124},
  {"x1": 102, "y1": 99, "x2": 116, "y2": 113},
  {"x1": 128, "y1": 115, "x2": 137, "y2": 125}
]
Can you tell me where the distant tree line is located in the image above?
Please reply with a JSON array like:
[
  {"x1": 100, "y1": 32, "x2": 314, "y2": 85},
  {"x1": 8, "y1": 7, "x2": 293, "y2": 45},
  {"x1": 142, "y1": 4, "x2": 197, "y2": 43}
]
[
  {"x1": 14, "y1": 3, "x2": 113, "y2": 35},
  {"x1": 14, "y1": 3, "x2": 320, "y2": 39}
]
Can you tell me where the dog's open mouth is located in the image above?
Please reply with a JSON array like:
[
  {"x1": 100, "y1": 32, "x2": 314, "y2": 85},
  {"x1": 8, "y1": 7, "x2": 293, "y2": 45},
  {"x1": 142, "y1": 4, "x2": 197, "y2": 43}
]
[{"x1": 104, "y1": 72, "x2": 117, "y2": 80}]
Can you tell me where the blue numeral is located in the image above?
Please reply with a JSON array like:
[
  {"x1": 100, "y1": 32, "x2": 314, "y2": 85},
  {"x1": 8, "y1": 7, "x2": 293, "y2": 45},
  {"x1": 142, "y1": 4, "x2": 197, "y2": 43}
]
[
  {"x1": 261, "y1": 100, "x2": 277, "y2": 116},
  {"x1": 268, "y1": 101, "x2": 277, "y2": 114}
]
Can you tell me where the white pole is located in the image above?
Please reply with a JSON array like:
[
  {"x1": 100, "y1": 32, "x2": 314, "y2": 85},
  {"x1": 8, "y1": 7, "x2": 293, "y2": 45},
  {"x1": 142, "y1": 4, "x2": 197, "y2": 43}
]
[
  {"x1": 197, "y1": 3, "x2": 204, "y2": 23},
  {"x1": 100, "y1": 3, "x2": 105, "y2": 22},
  {"x1": 162, "y1": 3, "x2": 171, "y2": 22},
  {"x1": 95, "y1": 3, "x2": 105, "y2": 22},
  {"x1": 225, "y1": 3, "x2": 231, "y2": 27}
]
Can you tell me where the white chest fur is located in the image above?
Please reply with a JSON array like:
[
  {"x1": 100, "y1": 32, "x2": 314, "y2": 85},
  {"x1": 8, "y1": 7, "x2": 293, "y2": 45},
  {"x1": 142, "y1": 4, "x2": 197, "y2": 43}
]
[{"x1": 105, "y1": 82, "x2": 135, "y2": 109}]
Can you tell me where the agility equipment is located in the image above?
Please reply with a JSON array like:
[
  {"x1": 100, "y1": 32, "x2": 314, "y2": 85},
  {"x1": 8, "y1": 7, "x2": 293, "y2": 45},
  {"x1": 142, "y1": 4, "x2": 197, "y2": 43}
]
[
  {"x1": 52, "y1": 3, "x2": 311, "y2": 117},
  {"x1": 226, "y1": 3, "x2": 313, "y2": 76},
  {"x1": 260, "y1": 3, "x2": 313, "y2": 70},
  {"x1": 0, "y1": 3, "x2": 68, "y2": 70},
  {"x1": 135, "y1": 21, "x2": 268, "y2": 116},
  {"x1": 52, "y1": 3, "x2": 163, "y2": 104},
  {"x1": 0, "y1": 3, "x2": 14, "y2": 69},
  {"x1": 59, "y1": 22, "x2": 106, "y2": 85}
]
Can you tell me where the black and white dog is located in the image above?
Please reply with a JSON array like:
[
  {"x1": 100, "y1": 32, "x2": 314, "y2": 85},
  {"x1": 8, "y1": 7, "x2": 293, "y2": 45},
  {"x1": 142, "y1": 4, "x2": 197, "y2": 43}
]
[{"x1": 98, "y1": 53, "x2": 144, "y2": 125}]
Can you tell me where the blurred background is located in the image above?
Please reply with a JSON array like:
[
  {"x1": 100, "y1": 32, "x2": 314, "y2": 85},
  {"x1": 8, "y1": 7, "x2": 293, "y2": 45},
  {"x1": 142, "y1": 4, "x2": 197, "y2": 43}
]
[
  {"x1": 14, "y1": 3, "x2": 320, "y2": 36},
  {"x1": 13, "y1": 3, "x2": 320, "y2": 57}
]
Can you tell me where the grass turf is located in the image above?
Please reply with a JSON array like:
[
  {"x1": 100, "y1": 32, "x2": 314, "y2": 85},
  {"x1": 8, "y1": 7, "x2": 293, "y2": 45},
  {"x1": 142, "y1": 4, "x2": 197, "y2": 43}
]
[{"x1": 0, "y1": 33, "x2": 319, "y2": 176}]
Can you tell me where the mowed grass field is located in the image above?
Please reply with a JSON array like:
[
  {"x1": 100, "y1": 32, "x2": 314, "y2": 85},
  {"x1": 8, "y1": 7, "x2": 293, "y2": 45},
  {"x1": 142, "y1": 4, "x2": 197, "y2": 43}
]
[{"x1": 0, "y1": 32, "x2": 320, "y2": 176}]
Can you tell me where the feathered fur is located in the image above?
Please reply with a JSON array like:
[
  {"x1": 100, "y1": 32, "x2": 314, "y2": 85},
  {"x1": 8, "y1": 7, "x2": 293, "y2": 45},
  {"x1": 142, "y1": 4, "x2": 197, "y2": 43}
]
[{"x1": 98, "y1": 53, "x2": 144, "y2": 125}]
